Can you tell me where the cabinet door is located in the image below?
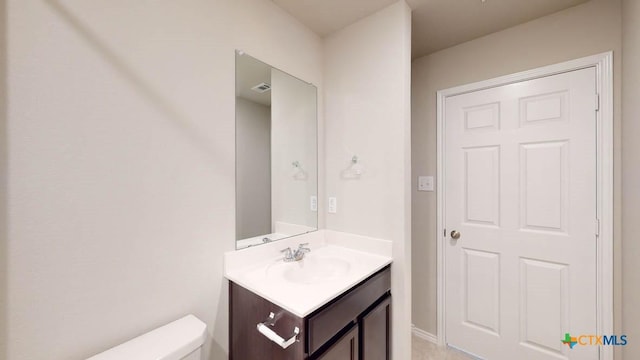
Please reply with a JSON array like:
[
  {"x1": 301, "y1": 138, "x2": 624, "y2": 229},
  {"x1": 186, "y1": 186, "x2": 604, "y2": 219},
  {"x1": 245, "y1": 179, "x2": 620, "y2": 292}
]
[
  {"x1": 360, "y1": 296, "x2": 391, "y2": 360},
  {"x1": 316, "y1": 325, "x2": 358, "y2": 360}
]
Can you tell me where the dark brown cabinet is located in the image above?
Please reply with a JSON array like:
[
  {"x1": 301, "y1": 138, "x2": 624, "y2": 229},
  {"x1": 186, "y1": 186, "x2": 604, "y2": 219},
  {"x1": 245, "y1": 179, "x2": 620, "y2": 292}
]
[
  {"x1": 230, "y1": 265, "x2": 391, "y2": 360},
  {"x1": 360, "y1": 296, "x2": 391, "y2": 360},
  {"x1": 316, "y1": 326, "x2": 359, "y2": 360}
]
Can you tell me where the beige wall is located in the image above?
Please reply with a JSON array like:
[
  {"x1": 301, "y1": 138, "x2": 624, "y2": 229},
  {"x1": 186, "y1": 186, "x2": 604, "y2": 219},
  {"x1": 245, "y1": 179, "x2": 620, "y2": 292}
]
[
  {"x1": 622, "y1": 0, "x2": 640, "y2": 358},
  {"x1": 0, "y1": 0, "x2": 6, "y2": 357},
  {"x1": 324, "y1": 1, "x2": 412, "y2": 358},
  {"x1": 235, "y1": 98, "x2": 271, "y2": 240},
  {"x1": 411, "y1": 0, "x2": 622, "y2": 342},
  {"x1": 4, "y1": 0, "x2": 322, "y2": 359}
]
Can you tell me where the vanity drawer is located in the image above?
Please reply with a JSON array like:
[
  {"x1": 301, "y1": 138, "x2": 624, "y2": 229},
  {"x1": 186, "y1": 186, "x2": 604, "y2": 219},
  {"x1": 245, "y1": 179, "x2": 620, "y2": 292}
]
[{"x1": 307, "y1": 266, "x2": 390, "y2": 355}]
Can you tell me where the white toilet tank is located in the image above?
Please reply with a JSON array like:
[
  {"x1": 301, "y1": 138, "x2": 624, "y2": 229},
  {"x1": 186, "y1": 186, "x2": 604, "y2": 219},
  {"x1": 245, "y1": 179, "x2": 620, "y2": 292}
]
[{"x1": 87, "y1": 315, "x2": 207, "y2": 360}]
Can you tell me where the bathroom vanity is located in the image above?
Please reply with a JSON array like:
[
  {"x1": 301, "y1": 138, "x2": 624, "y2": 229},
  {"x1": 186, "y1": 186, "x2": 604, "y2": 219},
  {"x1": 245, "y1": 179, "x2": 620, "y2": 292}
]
[
  {"x1": 224, "y1": 232, "x2": 393, "y2": 360},
  {"x1": 230, "y1": 52, "x2": 392, "y2": 359},
  {"x1": 230, "y1": 266, "x2": 390, "y2": 360}
]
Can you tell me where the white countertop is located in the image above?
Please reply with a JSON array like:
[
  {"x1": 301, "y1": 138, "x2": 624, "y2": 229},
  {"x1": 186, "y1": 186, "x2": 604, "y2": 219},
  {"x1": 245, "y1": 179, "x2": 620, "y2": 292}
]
[{"x1": 224, "y1": 230, "x2": 392, "y2": 318}]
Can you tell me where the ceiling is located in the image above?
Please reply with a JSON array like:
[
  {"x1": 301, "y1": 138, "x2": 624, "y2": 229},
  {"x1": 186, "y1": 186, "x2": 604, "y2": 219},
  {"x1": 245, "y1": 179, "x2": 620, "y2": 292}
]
[{"x1": 271, "y1": 0, "x2": 591, "y2": 59}]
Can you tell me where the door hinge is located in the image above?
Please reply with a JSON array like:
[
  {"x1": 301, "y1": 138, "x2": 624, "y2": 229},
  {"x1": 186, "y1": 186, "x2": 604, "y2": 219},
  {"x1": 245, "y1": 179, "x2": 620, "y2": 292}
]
[
  {"x1": 595, "y1": 94, "x2": 600, "y2": 111},
  {"x1": 596, "y1": 219, "x2": 600, "y2": 237}
]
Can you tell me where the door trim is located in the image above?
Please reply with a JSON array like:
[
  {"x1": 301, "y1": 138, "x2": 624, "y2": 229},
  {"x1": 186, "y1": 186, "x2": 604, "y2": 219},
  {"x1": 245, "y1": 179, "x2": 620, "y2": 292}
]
[{"x1": 436, "y1": 52, "x2": 614, "y2": 360}]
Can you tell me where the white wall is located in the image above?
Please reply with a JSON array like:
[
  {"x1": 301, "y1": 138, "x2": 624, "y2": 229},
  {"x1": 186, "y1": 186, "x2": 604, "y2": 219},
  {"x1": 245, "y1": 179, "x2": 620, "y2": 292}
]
[
  {"x1": 235, "y1": 98, "x2": 271, "y2": 240},
  {"x1": 622, "y1": 0, "x2": 640, "y2": 358},
  {"x1": 4, "y1": 0, "x2": 322, "y2": 359},
  {"x1": 411, "y1": 0, "x2": 622, "y2": 342},
  {"x1": 324, "y1": 1, "x2": 412, "y2": 359},
  {"x1": 271, "y1": 68, "x2": 318, "y2": 232}
]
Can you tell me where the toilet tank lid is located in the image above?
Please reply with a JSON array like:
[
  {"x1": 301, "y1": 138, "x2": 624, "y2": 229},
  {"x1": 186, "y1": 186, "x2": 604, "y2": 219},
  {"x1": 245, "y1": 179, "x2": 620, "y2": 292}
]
[{"x1": 87, "y1": 315, "x2": 207, "y2": 360}]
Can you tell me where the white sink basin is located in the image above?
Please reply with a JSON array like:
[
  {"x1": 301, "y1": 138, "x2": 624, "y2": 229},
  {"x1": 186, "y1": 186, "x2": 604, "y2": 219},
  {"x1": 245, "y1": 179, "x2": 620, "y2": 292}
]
[
  {"x1": 224, "y1": 239, "x2": 392, "y2": 317},
  {"x1": 266, "y1": 254, "x2": 351, "y2": 284}
]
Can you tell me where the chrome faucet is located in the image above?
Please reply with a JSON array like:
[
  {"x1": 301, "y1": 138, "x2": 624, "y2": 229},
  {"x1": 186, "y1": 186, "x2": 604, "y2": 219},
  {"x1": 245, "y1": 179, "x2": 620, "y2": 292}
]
[{"x1": 281, "y1": 243, "x2": 311, "y2": 262}]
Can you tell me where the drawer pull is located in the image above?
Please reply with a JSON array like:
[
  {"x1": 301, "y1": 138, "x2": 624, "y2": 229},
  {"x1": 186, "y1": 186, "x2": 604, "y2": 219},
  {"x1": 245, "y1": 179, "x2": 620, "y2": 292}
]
[{"x1": 256, "y1": 312, "x2": 299, "y2": 349}]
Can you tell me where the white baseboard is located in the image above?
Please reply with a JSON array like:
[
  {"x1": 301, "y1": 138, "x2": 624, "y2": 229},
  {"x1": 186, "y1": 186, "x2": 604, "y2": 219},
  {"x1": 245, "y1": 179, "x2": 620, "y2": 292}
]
[{"x1": 411, "y1": 324, "x2": 439, "y2": 344}]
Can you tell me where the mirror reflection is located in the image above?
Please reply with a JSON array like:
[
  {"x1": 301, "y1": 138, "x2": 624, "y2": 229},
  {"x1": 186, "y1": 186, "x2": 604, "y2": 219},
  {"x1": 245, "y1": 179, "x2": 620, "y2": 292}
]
[{"x1": 235, "y1": 52, "x2": 318, "y2": 249}]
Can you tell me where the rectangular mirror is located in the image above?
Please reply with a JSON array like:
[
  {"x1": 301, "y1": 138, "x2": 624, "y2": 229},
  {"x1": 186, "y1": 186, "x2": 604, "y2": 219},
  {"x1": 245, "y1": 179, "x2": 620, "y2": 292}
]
[{"x1": 235, "y1": 52, "x2": 318, "y2": 249}]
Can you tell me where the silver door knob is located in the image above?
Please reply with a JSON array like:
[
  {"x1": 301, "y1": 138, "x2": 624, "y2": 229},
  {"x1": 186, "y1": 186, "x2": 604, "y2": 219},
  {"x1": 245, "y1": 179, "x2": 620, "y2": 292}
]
[{"x1": 450, "y1": 230, "x2": 461, "y2": 240}]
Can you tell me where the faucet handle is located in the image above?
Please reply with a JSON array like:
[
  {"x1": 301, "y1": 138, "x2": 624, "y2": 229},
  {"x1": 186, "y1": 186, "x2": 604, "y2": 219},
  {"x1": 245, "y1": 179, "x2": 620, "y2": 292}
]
[
  {"x1": 297, "y1": 243, "x2": 311, "y2": 253},
  {"x1": 281, "y1": 247, "x2": 295, "y2": 262}
]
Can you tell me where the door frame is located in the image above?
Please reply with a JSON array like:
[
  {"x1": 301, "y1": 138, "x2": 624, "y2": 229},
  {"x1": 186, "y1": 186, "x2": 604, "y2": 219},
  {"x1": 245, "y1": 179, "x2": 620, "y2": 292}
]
[{"x1": 436, "y1": 52, "x2": 614, "y2": 360}]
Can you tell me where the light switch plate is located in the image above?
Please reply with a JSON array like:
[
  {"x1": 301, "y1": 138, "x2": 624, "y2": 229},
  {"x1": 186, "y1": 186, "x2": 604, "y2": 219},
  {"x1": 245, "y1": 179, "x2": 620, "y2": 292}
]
[
  {"x1": 310, "y1": 196, "x2": 318, "y2": 212},
  {"x1": 418, "y1": 176, "x2": 434, "y2": 192},
  {"x1": 328, "y1": 197, "x2": 337, "y2": 214}
]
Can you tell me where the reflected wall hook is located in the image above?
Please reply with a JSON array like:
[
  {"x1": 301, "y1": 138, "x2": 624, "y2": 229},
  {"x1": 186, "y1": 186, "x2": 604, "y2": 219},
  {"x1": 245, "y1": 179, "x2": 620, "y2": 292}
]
[{"x1": 291, "y1": 161, "x2": 308, "y2": 180}]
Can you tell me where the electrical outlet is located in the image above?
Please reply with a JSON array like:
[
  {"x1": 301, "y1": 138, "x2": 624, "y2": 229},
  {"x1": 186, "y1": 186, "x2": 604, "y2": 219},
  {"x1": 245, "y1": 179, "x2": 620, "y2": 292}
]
[
  {"x1": 328, "y1": 197, "x2": 337, "y2": 214},
  {"x1": 310, "y1": 196, "x2": 318, "y2": 212}
]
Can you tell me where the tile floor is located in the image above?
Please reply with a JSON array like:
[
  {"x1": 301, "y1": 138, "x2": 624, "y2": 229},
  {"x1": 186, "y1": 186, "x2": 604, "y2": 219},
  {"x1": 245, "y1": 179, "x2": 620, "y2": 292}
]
[{"x1": 412, "y1": 334, "x2": 475, "y2": 360}]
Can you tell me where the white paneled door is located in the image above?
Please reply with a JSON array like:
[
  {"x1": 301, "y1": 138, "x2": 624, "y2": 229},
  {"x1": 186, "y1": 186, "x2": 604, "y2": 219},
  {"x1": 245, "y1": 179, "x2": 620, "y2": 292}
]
[{"x1": 445, "y1": 68, "x2": 598, "y2": 359}]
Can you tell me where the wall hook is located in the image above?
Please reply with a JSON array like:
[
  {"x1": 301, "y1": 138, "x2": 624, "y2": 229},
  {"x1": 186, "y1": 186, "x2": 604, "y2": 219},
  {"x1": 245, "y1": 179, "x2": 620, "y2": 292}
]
[{"x1": 341, "y1": 155, "x2": 364, "y2": 179}]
